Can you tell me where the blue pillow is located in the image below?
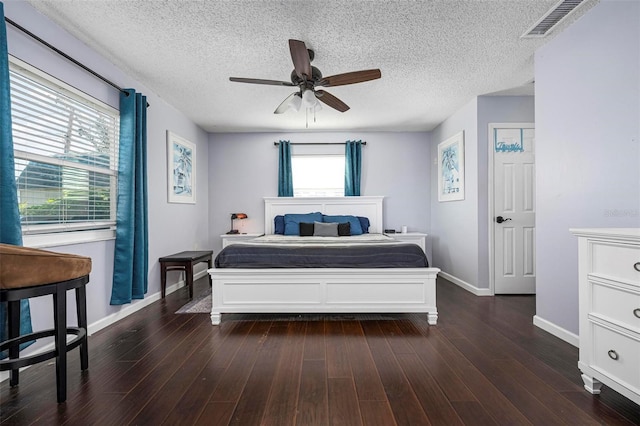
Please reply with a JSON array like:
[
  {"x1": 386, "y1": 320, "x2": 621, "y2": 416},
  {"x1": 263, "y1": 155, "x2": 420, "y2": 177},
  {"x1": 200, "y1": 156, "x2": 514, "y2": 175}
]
[
  {"x1": 357, "y1": 216, "x2": 370, "y2": 233},
  {"x1": 322, "y1": 215, "x2": 363, "y2": 235},
  {"x1": 274, "y1": 215, "x2": 285, "y2": 234},
  {"x1": 284, "y1": 212, "x2": 323, "y2": 235}
]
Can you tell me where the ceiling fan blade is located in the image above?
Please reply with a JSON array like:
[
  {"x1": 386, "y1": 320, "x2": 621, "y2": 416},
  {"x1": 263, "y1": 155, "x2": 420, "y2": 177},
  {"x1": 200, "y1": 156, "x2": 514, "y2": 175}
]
[
  {"x1": 315, "y1": 90, "x2": 350, "y2": 112},
  {"x1": 274, "y1": 92, "x2": 301, "y2": 114},
  {"x1": 317, "y1": 69, "x2": 381, "y2": 87},
  {"x1": 229, "y1": 77, "x2": 295, "y2": 87},
  {"x1": 289, "y1": 39, "x2": 312, "y2": 80}
]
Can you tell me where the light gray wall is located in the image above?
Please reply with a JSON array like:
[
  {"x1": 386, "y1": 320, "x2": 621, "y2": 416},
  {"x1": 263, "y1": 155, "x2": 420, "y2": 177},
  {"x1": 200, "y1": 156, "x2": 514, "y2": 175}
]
[
  {"x1": 535, "y1": 0, "x2": 640, "y2": 335},
  {"x1": 4, "y1": 2, "x2": 209, "y2": 351},
  {"x1": 430, "y1": 98, "x2": 479, "y2": 283},
  {"x1": 208, "y1": 131, "x2": 432, "y2": 260}
]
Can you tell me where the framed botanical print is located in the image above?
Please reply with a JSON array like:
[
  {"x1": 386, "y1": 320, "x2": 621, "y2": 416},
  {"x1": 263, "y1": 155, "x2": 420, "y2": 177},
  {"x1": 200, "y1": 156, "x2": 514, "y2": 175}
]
[
  {"x1": 167, "y1": 131, "x2": 196, "y2": 204},
  {"x1": 438, "y1": 131, "x2": 465, "y2": 202}
]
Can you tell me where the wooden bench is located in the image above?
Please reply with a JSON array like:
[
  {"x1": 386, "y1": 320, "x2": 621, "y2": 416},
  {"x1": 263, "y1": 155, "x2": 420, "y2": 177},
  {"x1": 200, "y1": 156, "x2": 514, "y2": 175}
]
[{"x1": 159, "y1": 250, "x2": 213, "y2": 298}]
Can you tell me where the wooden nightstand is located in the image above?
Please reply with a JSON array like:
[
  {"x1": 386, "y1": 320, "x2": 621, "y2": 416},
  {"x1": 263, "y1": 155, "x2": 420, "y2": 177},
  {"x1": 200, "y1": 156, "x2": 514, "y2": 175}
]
[
  {"x1": 220, "y1": 233, "x2": 262, "y2": 248},
  {"x1": 385, "y1": 232, "x2": 427, "y2": 253}
]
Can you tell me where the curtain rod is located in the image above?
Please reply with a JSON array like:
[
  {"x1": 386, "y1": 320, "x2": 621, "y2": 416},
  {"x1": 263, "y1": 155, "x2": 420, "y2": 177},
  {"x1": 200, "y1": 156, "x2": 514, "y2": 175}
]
[
  {"x1": 273, "y1": 141, "x2": 367, "y2": 146},
  {"x1": 5, "y1": 17, "x2": 150, "y2": 107}
]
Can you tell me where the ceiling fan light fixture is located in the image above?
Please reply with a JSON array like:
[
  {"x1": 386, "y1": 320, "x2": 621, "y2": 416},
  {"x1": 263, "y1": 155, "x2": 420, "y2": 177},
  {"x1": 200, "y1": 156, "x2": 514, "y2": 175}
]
[
  {"x1": 288, "y1": 93, "x2": 302, "y2": 111},
  {"x1": 301, "y1": 89, "x2": 317, "y2": 108}
]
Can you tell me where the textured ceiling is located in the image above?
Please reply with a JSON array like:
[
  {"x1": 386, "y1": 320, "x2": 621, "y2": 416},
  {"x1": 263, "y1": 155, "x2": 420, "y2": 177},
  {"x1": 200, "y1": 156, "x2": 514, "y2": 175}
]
[{"x1": 25, "y1": 0, "x2": 597, "y2": 133}]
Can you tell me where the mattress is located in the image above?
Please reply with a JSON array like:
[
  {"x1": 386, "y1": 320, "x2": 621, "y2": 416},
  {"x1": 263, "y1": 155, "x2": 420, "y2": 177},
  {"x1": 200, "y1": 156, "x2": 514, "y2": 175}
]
[{"x1": 214, "y1": 234, "x2": 429, "y2": 268}]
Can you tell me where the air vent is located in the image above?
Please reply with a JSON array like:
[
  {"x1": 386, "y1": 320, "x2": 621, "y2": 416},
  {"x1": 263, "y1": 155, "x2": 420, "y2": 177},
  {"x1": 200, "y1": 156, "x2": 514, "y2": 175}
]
[{"x1": 522, "y1": 0, "x2": 585, "y2": 38}]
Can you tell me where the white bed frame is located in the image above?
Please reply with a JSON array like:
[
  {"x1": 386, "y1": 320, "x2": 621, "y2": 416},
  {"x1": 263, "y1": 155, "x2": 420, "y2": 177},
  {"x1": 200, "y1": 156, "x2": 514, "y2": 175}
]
[{"x1": 208, "y1": 196, "x2": 440, "y2": 325}]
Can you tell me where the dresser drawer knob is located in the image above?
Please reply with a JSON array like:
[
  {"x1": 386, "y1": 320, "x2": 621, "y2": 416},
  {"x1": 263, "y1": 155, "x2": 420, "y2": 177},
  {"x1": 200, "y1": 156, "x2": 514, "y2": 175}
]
[
  {"x1": 635, "y1": 262, "x2": 640, "y2": 272},
  {"x1": 634, "y1": 308, "x2": 640, "y2": 319},
  {"x1": 607, "y1": 350, "x2": 619, "y2": 360}
]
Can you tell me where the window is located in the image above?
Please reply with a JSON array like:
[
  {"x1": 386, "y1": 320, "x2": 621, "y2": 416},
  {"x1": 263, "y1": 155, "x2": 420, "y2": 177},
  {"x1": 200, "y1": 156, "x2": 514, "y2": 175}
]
[
  {"x1": 292, "y1": 154, "x2": 344, "y2": 197},
  {"x1": 9, "y1": 58, "x2": 120, "y2": 239}
]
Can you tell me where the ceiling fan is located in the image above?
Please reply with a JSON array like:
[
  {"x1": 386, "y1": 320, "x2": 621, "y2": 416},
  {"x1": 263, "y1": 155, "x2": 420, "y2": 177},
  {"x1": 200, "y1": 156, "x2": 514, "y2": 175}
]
[{"x1": 229, "y1": 39, "x2": 381, "y2": 114}]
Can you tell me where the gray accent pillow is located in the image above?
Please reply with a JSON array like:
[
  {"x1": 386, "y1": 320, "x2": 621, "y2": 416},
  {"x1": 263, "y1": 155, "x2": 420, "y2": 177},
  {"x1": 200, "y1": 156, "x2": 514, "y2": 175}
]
[{"x1": 313, "y1": 221, "x2": 338, "y2": 237}]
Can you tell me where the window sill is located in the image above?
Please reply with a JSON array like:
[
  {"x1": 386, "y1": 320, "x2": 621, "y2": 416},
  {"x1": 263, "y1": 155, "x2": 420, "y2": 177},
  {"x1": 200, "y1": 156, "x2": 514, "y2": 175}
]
[{"x1": 23, "y1": 229, "x2": 116, "y2": 249}]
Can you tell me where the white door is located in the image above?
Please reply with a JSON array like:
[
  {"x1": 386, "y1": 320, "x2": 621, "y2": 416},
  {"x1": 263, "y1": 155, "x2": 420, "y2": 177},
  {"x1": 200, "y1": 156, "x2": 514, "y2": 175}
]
[{"x1": 491, "y1": 124, "x2": 536, "y2": 294}]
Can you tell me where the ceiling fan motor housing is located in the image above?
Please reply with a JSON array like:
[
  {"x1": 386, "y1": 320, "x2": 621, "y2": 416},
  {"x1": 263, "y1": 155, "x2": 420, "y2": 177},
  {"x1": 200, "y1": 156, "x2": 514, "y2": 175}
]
[{"x1": 290, "y1": 66, "x2": 323, "y2": 87}]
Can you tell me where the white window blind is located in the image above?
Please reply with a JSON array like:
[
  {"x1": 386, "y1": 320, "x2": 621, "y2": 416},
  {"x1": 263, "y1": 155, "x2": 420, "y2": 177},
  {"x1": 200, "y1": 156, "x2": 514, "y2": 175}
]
[{"x1": 9, "y1": 58, "x2": 120, "y2": 235}]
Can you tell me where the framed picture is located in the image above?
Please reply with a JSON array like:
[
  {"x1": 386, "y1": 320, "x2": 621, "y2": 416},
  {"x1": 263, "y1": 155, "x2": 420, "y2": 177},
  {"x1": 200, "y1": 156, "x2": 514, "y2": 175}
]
[
  {"x1": 167, "y1": 131, "x2": 196, "y2": 204},
  {"x1": 438, "y1": 131, "x2": 465, "y2": 202}
]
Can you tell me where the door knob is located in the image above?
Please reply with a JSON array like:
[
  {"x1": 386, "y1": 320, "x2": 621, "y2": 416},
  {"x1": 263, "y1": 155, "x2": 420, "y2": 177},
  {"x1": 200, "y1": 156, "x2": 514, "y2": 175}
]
[{"x1": 496, "y1": 216, "x2": 512, "y2": 224}]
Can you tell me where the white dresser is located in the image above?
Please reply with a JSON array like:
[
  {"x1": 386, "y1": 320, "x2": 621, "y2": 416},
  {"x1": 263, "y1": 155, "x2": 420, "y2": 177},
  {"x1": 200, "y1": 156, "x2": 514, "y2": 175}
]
[{"x1": 571, "y1": 228, "x2": 640, "y2": 406}]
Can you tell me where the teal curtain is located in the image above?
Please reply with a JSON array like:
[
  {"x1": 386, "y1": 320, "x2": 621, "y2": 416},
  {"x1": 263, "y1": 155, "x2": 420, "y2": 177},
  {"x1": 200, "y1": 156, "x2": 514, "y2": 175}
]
[
  {"x1": 110, "y1": 89, "x2": 148, "y2": 305},
  {"x1": 345, "y1": 140, "x2": 362, "y2": 196},
  {"x1": 278, "y1": 140, "x2": 293, "y2": 197},
  {"x1": 0, "y1": 1, "x2": 34, "y2": 357}
]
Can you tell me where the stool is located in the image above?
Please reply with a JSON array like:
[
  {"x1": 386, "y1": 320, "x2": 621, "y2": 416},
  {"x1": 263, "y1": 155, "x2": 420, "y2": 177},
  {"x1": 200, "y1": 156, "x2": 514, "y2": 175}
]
[
  {"x1": 159, "y1": 250, "x2": 213, "y2": 299},
  {"x1": 0, "y1": 243, "x2": 91, "y2": 403}
]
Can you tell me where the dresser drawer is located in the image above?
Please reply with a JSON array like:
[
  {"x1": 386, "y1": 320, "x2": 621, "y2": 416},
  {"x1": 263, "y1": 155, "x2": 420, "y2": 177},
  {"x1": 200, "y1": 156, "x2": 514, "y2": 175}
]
[
  {"x1": 591, "y1": 281, "x2": 640, "y2": 331},
  {"x1": 590, "y1": 241, "x2": 640, "y2": 285},
  {"x1": 591, "y1": 323, "x2": 640, "y2": 391}
]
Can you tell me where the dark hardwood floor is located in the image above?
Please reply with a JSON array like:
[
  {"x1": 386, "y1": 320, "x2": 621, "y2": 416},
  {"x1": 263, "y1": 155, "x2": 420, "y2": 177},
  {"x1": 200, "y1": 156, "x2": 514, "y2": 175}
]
[{"x1": 2, "y1": 277, "x2": 639, "y2": 425}]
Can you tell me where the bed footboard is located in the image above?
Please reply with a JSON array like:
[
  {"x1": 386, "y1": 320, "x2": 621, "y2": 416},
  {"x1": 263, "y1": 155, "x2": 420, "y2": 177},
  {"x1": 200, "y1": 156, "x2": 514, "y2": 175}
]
[{"x1": 207, "y1": 267, "x2": 439, "y2": 325}]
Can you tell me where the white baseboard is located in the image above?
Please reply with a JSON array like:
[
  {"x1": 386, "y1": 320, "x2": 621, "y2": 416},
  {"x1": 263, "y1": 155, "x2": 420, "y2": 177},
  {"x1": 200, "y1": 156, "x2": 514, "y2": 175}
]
[
  {"x1": 1, "y1": 270, "x2": 209, "y2": 383},
  {"x1": 438, "y1": 273, "x2": 579, "y2": 347},
  {"x1": 88, "y1": 269, "x2": 208, "y2": 334},
  {"x1": 533, "y1": 315, "x2": 579, "y2": 347},
  {"x1": 438, "y1": 271, "x2": 492, "y2": 296}
]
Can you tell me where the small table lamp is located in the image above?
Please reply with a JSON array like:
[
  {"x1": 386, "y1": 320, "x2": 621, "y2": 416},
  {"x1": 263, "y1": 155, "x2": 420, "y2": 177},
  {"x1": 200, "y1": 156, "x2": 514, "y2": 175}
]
[{"x1": 227, "y1": 213, "x2": 248, "y2": 234}]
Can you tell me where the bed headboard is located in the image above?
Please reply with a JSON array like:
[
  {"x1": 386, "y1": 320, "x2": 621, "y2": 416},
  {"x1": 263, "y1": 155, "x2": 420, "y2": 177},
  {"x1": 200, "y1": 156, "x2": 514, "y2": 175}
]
[{"x1": 263, "y1": 196, "x2": 384, "y2": 234}]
